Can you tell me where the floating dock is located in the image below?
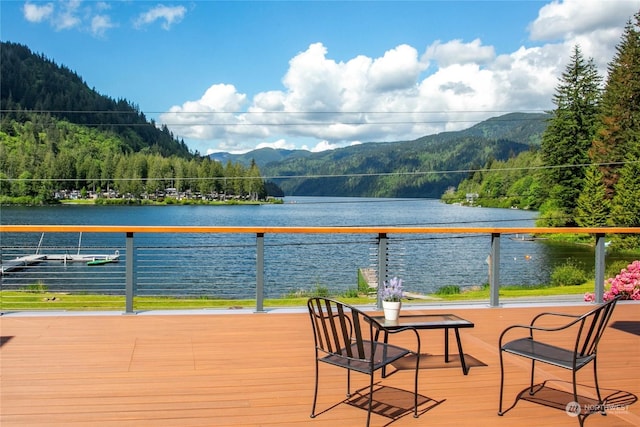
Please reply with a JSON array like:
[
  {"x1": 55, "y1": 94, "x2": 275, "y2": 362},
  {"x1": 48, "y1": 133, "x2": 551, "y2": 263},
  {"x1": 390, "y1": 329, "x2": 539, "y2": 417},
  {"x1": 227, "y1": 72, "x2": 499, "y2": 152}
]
[
  {"x1": 1, "y1": 252, "x2": 120, "y2": 274},
  {"x1": 0, "y1": 255, "x2": 48, "y2": 274}
]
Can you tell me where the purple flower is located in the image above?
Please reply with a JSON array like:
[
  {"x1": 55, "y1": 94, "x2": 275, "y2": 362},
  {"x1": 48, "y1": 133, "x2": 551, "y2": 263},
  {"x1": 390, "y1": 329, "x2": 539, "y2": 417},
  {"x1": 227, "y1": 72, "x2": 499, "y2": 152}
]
[{"x1": 381, "y1": 277, "x2": 404, "y2": 302}]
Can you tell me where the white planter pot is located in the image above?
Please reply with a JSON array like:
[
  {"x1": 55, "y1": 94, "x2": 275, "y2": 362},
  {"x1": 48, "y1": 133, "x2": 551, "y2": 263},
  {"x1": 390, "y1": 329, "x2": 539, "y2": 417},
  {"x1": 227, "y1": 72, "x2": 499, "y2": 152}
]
[{"x1": 382, "y1": 301, "x2": 402, "y2": 321}]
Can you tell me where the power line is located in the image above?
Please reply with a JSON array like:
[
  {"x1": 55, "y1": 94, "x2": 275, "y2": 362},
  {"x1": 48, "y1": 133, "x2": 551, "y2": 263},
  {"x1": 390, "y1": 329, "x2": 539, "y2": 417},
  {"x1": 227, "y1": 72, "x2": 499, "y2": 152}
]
[
  {"x1": 2, "y1": 160, "x2": 637, "y2": 182},
  {"x1": 0, "y1": 109, "x2": 548, "y2": 115},
  {"x1": 0, "y1": 108, "x2": 549, "y2": 127}
]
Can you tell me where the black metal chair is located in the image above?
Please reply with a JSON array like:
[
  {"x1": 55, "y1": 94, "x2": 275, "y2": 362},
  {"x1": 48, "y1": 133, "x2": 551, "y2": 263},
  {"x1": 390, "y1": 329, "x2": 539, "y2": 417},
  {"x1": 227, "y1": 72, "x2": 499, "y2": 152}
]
[
  {"x1": 307, "y1": 297, "x2": 421, "y2": 427},
  {"x1": 498, "y1": 297, "x2": 621, "y2": 425}
]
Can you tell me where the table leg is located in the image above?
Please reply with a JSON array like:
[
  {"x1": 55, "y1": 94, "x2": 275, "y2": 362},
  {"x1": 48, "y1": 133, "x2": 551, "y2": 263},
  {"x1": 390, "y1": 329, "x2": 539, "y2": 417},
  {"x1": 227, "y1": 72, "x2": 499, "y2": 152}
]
[
  {"x1": 382, "y1": 330, "x2": 389, "y2": 378},
  {"x1": 444, "y1": 327, "x2": 449, "y2": 362},
  {"x1": 454, "y1": 328, "x2": 468, "y2": 375}
]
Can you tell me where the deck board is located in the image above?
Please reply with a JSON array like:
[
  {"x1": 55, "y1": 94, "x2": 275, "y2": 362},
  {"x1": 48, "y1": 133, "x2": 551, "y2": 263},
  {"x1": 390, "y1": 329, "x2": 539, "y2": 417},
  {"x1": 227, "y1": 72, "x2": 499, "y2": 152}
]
[{"x1": 1, "y1": 302, "x2": 639, "y2": 426}]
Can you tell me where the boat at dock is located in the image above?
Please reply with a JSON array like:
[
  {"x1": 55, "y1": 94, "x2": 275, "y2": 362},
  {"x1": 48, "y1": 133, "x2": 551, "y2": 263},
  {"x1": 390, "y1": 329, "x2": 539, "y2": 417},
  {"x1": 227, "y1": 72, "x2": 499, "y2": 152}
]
[
  {"x1": 45, "y1": 252, "x2": 120, "y2": 263},
  {"x1": 87, "y1": 254, "x2": 120, "y2": 266},
  {"x1": 509, "y1": 234, "x2": 548, "y2": 241},
  {"x1": 1, "y1": 233, "x2": 120, "y2": 274},
  {"x1": 1, "y1": 252, "x2": 121, "y2": 274}
]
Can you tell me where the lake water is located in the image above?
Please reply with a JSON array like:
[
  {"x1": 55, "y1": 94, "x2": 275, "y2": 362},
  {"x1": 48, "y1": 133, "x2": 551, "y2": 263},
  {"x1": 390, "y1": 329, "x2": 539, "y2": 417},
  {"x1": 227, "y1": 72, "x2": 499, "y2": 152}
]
[{"x1": 0, "y1": 197, "x2": 607, "y2": 298}]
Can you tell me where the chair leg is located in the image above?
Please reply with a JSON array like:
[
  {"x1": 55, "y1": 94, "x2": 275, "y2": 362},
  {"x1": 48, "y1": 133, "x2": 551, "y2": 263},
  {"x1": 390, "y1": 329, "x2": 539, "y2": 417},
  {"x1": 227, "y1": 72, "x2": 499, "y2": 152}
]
[
  {"x1": 346, "y1": 369, "x2": 351, "y2": 398},
  {"x1": 593, "y1": 358, "x2": 606, "y2": 416},
  {"x1": 498, "y1": 349, "x2": 505, "y2": 415},
  {"x1": 413, "y1": 352, "x2": 420, "y2": 418},
  {"x1": 572, "y1": 368, "x2": 579, "y2": 409},
  {"x1": 310, "y1": 360, "x2": 319, "y2": 418},
  {"x1": 366, "y1": 374, "x2": 374, "y2": 427}
]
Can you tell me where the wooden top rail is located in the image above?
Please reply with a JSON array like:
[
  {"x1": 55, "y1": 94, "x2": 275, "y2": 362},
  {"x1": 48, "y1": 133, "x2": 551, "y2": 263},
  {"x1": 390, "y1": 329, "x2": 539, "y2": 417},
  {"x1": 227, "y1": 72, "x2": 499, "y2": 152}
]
[{"x1": 1, "y1": 225, "x2": 639, "y2": 234}]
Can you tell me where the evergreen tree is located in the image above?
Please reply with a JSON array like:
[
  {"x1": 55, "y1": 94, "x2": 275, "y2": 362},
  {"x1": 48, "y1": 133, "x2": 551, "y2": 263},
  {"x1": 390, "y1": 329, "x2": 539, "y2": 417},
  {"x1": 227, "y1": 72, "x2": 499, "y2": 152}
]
[
  {"x1": 610, "y1": 155, "x2": 640, "y2": 227},
  {"x1": 590, "y1": 12, "x2": 640, "y2": 198},
  {"x1": 540, "y1": 45, "x2": 602, "y2": 226},
  {"x1": 197, "y1": 159, "x2": 214, "y2": 195},
  {"x1": 575, "y1": 165, "x2": 610, "y2": 227},
  {"x1": 609, "y1": 150, "x2": 640, "y2": 248},
  {"x1": 246, "y1": 159, "x2": 265, "y2": 201}
]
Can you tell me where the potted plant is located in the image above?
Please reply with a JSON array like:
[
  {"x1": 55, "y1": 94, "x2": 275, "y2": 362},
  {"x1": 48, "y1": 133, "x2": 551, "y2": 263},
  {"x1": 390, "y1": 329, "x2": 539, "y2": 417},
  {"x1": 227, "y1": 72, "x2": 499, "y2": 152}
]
[{"x1": 381, "y1": 277, "x2": 404, "y2": 321}]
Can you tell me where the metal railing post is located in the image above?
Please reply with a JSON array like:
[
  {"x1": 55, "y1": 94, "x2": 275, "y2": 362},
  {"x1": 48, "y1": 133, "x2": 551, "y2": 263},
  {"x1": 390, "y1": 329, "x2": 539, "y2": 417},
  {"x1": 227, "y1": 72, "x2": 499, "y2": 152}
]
[
  {"x1": 594, "y1": 233, "x2": 606, "y2": 304},
  {"x1": 377, "y1": 233, "x2": 387, "y2": 309},
  {"x1": 255, "y1": 233, "x2": 265, "y2": 312},
  {"x1": 125, "y1": 232, "x2": 135, "y2": 314},
  {"x1": 489, "y1": 233, "x2": 501, "y2": 307}
]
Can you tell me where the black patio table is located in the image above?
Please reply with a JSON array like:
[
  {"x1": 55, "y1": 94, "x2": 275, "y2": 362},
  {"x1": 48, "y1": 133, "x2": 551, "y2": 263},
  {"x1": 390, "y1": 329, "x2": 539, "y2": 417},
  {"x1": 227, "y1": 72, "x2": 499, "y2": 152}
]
[{"x1": 372, "y1": 313, "x2": 475, "y2": 375}]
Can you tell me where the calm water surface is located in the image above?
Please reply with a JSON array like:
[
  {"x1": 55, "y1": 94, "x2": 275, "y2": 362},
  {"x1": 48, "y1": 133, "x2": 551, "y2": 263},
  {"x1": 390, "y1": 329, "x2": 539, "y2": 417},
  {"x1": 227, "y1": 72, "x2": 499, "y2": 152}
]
[{"x1": 0, "y1": 197, "x2": 605, "y2": 298}]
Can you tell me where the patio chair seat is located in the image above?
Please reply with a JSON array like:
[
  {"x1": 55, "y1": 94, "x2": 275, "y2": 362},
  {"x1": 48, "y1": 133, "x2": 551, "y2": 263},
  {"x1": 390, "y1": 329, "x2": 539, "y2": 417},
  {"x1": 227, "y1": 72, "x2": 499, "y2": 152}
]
[
  {"x1": 502, "y1": 337, "x2": 596, "y2": 370},
  {"x1": 320, "y1": 341, "x2": 412, "y2": 374}
]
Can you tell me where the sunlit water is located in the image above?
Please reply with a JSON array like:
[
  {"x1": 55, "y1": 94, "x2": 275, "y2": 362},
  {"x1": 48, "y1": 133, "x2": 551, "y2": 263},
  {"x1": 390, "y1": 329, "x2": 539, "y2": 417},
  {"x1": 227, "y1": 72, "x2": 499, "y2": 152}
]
[{"x1": 0, "y1": 197, "x2": 609, "y2": 298}]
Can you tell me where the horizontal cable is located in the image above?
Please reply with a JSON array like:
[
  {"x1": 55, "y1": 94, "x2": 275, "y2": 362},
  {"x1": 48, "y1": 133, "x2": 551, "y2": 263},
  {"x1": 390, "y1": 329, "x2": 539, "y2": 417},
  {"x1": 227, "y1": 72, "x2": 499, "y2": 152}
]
[
  {"x1": 0, "y1": 109, "x2": 547, "y2": 115},
  {"x1": 2, "y1": 161, "x2": 636, "y2": 182}
]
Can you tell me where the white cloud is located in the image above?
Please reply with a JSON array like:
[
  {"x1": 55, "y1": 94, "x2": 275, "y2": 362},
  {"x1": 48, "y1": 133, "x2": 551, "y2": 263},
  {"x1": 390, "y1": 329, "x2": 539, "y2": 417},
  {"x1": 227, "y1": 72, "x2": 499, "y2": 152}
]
[
  {"x1": 167, "y1": 38, "x2": 552, "y2": 153},
  {"x1": 134, "y1": 5, "x2": 187, "y2": 30},
  {"x1": 91, "y1": 15, "x2": 115, "y2": 37},
  {"x1": 163, "y1": 0, "x2": 637, "y2": 154},
  {"x1": 22, "y1": 0, "x2": 119, "y2": 37},
  {"x1": 50, "y1": 0, "x2": 81, "y2": 30},
  {"x1": 423, "y1": 39, "x2": 495, "y2": 68},
  {"x1": 161, "y1": 84, "x2": 248, "y2": 141},
  {"x1": 23, "y1": 2, "x2": 53, "y2": 22},
  {"x1": 95, "y1": 2, "x2": 110, "y2": 12},
  {"x1": 527, "y1": 0, "x2": 639, "y2": 76},
  {"x1": 281, "y1": 43, "x2": 344, "y2": 112},
  {"x1": 23, "y1": 0, "x2": 82, "y2": 30},
  {"x1": 529, "y1": 0, "x2": 639, "y2": 41},
  {"x1": 23, "y1": 1, "x2": 188, "y2": 36},
  {"x1": 255, "y1": 139, "x2": 296, "y2": 150},
  {"x1": 368, "y1": 44, "x2": 426, "y2": 91},
  {"x1": 310, "y1": 140, "x2": 339, "y2": 152},
  {"x1": 309, "y1": 140, "x2": 362, "y2": 152}
]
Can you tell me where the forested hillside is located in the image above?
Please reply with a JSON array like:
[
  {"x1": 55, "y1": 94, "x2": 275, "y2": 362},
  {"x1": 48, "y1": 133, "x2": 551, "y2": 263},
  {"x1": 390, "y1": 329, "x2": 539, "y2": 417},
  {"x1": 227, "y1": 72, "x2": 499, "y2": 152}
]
[
  {"x1": 0, "y1": 42, "x2": 268, "y2": 203},
  {"x1": 260, "y1": 113, "x2": 548, "y2": 198},
  {"x1": 0, "y1": 41, "x2": 191, "y2": 157}
]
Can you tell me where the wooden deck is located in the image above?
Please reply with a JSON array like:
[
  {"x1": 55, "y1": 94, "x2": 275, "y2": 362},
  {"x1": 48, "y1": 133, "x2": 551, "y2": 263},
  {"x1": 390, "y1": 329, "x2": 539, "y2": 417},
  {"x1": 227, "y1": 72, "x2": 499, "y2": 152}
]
[{"x1": 1, "y1": 301, "x2": 639, "y2": 427}]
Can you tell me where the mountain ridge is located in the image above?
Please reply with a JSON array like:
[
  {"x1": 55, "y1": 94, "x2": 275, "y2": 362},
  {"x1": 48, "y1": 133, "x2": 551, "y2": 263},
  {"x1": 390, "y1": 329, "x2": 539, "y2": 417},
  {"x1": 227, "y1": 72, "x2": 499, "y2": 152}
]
[{"x1": 210, "y1": 112, "x2": 549, "y2": 197}]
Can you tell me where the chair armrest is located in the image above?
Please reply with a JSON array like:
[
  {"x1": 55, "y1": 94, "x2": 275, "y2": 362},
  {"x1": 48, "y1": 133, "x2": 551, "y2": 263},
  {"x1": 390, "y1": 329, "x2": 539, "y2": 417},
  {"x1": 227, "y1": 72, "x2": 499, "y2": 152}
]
[
  {"x1": 498, "y1": 318, "x2": 581, "y2": 348},
  {"x1": 530, "y1": 311, "x2": 581, "y2": 327},
  {"x1": 379, "y1": 325, "x2": 421, "y2": 356}
]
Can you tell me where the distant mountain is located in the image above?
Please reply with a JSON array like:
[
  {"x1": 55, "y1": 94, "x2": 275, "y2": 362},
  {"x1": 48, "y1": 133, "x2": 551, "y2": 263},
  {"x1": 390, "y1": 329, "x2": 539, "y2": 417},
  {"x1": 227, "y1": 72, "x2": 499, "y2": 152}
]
[
  {"x1": 213, "y1": 112, "x2": 549, "y2": 198},
  {"x1": 0, "y1": 41, "x2": 192, "y2": 158},
  {"x1": 209, "y1": 147, "x2": 312, "y2": 166},
  {"x1": 422, "y1": 112, "x2": 548, "y2": 145}
]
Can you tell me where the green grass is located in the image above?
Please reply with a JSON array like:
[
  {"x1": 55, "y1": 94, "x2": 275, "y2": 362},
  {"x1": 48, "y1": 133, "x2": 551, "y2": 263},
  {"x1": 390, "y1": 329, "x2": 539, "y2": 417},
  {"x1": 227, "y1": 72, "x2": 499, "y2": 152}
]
[
  {"x1": 430, "y1": 282, "x2": 594, "y2": 301},
  {"x1": 0, "y1": 282, "x2": 596, "y2": 311},
  {"x1": 0, "y1": 292, "x2": 374, "y2": 311}
]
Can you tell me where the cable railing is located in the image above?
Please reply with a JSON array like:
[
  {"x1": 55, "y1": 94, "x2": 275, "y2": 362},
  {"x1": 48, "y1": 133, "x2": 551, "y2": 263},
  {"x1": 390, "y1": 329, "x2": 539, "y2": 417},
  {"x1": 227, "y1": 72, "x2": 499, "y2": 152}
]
[{"x1": 1, "y1": 225, "x2": 638, "y2": 313}]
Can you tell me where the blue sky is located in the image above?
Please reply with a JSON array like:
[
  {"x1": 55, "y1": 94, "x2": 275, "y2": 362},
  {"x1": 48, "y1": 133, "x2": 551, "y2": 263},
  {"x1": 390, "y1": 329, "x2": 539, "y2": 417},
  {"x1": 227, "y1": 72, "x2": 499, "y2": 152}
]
[{"x1": 2, "y1": 1, "x2": 639, "y2": 155}]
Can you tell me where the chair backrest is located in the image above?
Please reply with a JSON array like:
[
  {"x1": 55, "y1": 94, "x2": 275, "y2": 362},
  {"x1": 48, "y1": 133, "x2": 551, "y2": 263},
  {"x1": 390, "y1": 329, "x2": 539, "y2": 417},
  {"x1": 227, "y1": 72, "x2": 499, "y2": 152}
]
[
  {"x1": 575, "y1": 296, "x2": 620, "y2": 358},
  {"x1": 307, "y1": 297, "x2": 376, "y2": 362}
]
